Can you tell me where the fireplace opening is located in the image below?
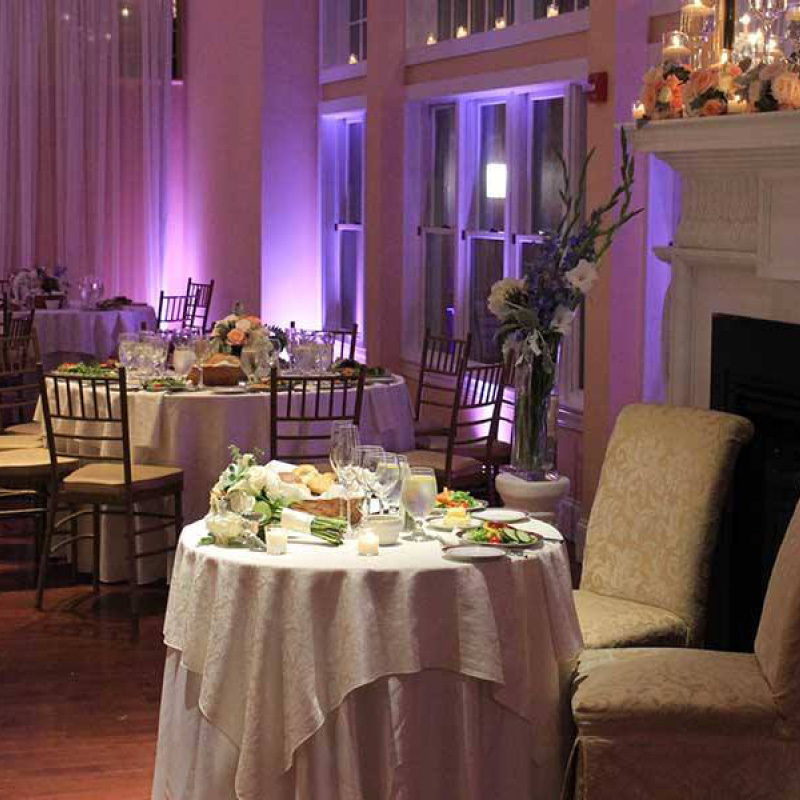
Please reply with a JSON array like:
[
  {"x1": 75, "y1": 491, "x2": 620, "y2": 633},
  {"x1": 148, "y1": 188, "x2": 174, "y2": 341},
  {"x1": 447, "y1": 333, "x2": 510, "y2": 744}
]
[{"x1": 709, "y1": 313, "x2": 800, "y2": 652}]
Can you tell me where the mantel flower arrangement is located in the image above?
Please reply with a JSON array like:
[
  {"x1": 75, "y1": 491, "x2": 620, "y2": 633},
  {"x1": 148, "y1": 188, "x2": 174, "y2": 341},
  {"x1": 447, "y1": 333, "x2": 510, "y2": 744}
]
[
  {"x1": 210, "y1": 312, "x2": 288, "y2": 355},
  {"x1": 681, "y1": 62, "x2": 743, "y2": 116},
  {"x1": 639, "y1": 63, "x2": 690, "y2": 120},
  {"x1": 203, "y1": 448, "x2": 346, "y2": 547},
  {"x1": 488, "y1": 130, "x2": 642, "y2": 479},
  {"x1": 741, "y1": 62, "x2": 800, "y2": 112}
]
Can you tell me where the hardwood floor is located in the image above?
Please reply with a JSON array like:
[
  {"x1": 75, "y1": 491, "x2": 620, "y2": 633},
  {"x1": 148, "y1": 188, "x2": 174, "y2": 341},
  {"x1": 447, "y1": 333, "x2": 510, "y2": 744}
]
[{"x1": 0, "y1": 583, "x2": 166, "y2": 799}]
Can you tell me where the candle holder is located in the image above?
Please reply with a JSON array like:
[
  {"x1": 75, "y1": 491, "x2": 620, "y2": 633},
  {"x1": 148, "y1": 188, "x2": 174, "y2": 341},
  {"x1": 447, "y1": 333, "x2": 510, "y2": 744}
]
[
  {"x1": 785, "y1": 1, "x2": 800, "y2": 62},
  {"x1": 663, "y1": 30, "x2": 692, "y2": 65},
  {"x1": 680, "y1": 0, "x2": 718, "y2": 67},
  {"x1": 547, "y1": 2, "x2": 560, "y2": 17},
  {"x1": 750, "y1": 0, "x2": 787, "y2": 44}
]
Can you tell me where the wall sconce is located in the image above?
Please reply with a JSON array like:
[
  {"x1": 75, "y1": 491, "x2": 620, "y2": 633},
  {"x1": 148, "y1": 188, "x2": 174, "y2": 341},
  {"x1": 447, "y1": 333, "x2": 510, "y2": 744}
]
[{"x1": 486, "y1": 163, "x2": 508, "y2": 199}]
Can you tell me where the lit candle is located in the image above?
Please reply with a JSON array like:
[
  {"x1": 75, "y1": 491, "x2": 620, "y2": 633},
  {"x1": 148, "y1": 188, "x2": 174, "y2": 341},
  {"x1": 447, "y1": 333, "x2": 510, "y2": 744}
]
[
  {"x1": 727, "y1": 97, "x2": 748, "y2": 114},
  {"x1": 740, "y1": 12, "x2": 751, "y2": 31},
  {"x1": 632, "y1": 102, "x2": 646, "y2": 120},
  {"x1": 348, "y1": 53, "x2": 358, "y2": 64},
  {"x1": 546, "y1": 2, "x2": 560, "y2": 17},
  {"x1": 495, "y1": 16, "x2": 507, "y2": 29},
  {"x1": 663, "y1": 31, "x2": 691, "y2": 63},
  {"x1": 426, "y1": 32, "x2": 437, "y2": 45},
  {"x1": 456, "y1": 25, "x2": 469, "y2": 38},
  {"x1": 767, "y1": 36, "x2": 784, "y2": 60},
  {"x1": 358, "y1": 531, "x2": 379, "y2": 556},
  {"x1": 681, "y1": 0, "x2": 715, "y2": 17},
  {"x1": 266, "y1": 529, "x2": 288, "y2": 555}
]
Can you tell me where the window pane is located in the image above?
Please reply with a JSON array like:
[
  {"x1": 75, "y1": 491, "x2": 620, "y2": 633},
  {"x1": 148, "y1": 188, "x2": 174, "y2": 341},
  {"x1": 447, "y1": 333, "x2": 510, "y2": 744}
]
[
  {"x1": 470, "y1": 238, "x2": 504, "y2": 362},
  {"x1": 530, "y1": 97, "x2": 564, "y2": 233},
  {"x1": 361, "y1": 20, "x2": 367, "y2": 58},
  {"x1": 347, "y1": 122, "x2": 363, "y2": 224},
  {"x1": 349, "y1": 23, "x2": 360, "y2": 59},
  {"x1": 455, "y1": 0, "x2": 469, "y2": 32},
  {"x1": 340, "y1": 230, "x2": 361, "y2": 329},
  {"x1": 349, "y1": 0, "x2": 361, "y2": 21},
  {"x1": 437, "y1": 0, "x2": 453, "y2": 40},
  {"x1": 429, "y1": 106, "x2": 456, "y2": 228},
  {"x1": 477, "y1": 103, "x2": 506, "y2": 232},
  {"x1": 424, "y1": 234, "x2": 457, "y2": 338},
  {"x1": 471, "y1": 0, "x2": 486, "y2": 33}
]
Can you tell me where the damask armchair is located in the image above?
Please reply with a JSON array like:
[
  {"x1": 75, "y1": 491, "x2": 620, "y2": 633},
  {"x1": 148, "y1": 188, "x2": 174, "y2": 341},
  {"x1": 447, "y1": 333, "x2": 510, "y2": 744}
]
[{"x1": 575, "y1": 404, "x2": 754, "y2": 649}]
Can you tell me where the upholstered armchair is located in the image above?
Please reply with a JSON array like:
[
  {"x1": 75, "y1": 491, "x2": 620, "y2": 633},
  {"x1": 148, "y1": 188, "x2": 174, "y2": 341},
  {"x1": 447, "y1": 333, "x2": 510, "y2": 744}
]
[
  {"x1": 576, "y1": 404, "x2": 753, "y2": 649},
  {"x1": 565, "y1": 497, "x2": 800, "y2": 800}
]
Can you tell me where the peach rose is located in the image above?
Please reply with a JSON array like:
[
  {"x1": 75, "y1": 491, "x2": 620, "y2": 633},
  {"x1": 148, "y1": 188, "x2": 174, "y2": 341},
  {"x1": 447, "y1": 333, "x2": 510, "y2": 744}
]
[
  {"x1": 693, "y1": 68, "x2": 716, "y2": 96},
  {"x1": 700, "y1": 98, "x2": 725, "y2": 116},
  {"x1": 642, "y1": 84, "x2": 657, "y2": 114},
  {"x1": 244, "y1": 315, "x2": 262, "y2": 327},
  {"x1": 227, "y1": 328, "x2": 246, "y2": 346},
  {"x1": 772, "y1": 71, "x2": 800, "y2": 109}
]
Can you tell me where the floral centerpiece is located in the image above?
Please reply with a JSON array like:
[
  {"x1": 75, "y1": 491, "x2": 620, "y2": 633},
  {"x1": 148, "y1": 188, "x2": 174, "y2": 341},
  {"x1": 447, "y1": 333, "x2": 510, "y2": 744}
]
[
  {"x1": 740, "y1": 62, "x2": 800, "y2": 112},
  {"x1": 202, "y1": 448, "x2": 347, "y2": 547},
  {"x1": 10, "y1": 264, "x2": 69, "y2": 308},
  {"x1": 210, "y1": 311, "x2": 287, "y2": 356},
  {"x1": 681, "y1": 62, "x2": 743, "y2": 116},
  {"x1": 488, "y1": 130, "x2": 642, "y2": 479},
  {"x1": 638, "y1": 63, "x2": 690, "y2": 121}
]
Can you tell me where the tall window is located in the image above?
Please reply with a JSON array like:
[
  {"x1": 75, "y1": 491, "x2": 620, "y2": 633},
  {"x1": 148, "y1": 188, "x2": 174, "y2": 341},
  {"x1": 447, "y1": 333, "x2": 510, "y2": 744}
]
[
  {"x1": 321, "y1": 115, "x2": 365, "y2": 334},
  {"x1": 323, "y1": 0, "x2": 368, "y2": 68},
  {"x1": 414, "y1": 84, "x2": 587, "y2": 405},
  {"x1": 437, "y1": 0, "x2": 515, "y2": 39}
]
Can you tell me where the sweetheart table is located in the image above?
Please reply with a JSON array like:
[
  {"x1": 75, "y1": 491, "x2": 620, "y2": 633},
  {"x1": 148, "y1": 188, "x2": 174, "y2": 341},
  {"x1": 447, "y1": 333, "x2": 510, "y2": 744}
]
[
  {"x1": 42, "y1": 378, "x2": 415, "y2": 582},
  {"x1": 151, "y1": 520, "x2": 582, "y2": 800},
  {"x1": 34, "y1": 305, "x2": 156, "y2": 363}
]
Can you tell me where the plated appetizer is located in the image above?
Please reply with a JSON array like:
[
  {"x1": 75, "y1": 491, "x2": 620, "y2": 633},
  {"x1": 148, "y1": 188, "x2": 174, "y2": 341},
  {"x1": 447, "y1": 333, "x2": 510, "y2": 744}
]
[
  {"x1": 463, "y1": 521, "x2": 539, "y2": 547},
  {"x1": 435, "y1": 488, "x2": 483, "y2": 510}
]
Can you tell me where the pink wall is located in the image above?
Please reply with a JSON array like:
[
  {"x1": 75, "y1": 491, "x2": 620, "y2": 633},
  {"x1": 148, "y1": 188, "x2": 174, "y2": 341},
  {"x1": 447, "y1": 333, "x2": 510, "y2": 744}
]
[
  {"x1": 261, "y1": 0, "x2": 321, "y2": 329},
  {"x1": 180, "y1": 0, "x2": 264, "y2": 323}
]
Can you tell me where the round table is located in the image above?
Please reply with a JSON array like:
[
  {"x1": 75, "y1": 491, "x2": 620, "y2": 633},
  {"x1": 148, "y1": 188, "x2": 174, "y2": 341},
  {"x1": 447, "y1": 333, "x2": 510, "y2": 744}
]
[
  {"x1": 34, "y1": 305, "x2": 156, "y2": 364},
  {"x1": 44, "y1": 377, "x2": 416, "y2": 582},
  {"x1": 151, "y1": 520, "x2": 583, "y2": 800}
]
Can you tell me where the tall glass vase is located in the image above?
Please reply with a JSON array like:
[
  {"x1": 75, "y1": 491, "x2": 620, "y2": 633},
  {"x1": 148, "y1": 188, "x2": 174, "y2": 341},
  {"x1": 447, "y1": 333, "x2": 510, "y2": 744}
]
[{"x1": 510, "y1": 336, "x2": 560, "y2": 481}]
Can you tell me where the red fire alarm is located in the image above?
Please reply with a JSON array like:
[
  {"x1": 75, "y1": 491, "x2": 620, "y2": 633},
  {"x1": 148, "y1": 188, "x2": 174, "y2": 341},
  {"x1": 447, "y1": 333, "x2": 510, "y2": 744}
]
[{"x1": 587, "y1": 71, "x2": 608, "y2": 103}]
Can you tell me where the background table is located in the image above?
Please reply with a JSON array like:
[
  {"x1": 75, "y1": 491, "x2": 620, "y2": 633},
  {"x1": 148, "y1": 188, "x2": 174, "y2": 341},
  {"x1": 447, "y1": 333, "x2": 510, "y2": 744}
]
[
  {"x1": 47, "y1": 377, "x2": 415, "y2": 582},
  {"x1": 34, "y1": 305, "x2": 156, "y2": 366},
  {"x1": 152, "y1": 520, "x2": 583, "y2": 800}
]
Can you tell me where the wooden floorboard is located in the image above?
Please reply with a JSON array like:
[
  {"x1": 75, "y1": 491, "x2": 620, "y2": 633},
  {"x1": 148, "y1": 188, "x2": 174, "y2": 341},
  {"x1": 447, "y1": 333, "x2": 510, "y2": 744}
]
[{"x1": 0, "y1": 584, "x2": 166, "y2": 799}]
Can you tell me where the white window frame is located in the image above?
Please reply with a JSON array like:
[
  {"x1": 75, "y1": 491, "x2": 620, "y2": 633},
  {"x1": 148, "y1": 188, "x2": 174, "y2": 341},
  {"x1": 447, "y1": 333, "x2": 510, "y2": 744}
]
[
  {"x1": 320, "y1": 112, "x2": 366, "y2": 341},
  {"x1": 320, "y1": 0, "x2": 368, "y2": 71},
  {"x1": 407, "y1": 81, "x2": 586, "y2": 410}
]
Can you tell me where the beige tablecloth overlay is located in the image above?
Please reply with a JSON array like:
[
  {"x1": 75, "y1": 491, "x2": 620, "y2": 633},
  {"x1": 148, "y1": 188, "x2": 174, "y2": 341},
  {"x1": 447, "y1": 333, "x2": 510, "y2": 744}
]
[{"x1": 160, "y1": 521, "x2": 583, "y2": 799}]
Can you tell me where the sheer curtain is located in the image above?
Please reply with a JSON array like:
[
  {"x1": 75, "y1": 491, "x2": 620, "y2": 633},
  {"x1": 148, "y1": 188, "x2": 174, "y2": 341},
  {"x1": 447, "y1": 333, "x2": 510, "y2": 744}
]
[{"x1": 0, "y1": 0, "x2": 172, "y2": 304}]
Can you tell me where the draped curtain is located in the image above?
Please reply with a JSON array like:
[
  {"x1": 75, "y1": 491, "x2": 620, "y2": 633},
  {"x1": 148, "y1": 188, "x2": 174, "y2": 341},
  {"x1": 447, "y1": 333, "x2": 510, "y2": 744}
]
[{"x1": 0, "y1": 0, "x2": 172, "y2": 304}]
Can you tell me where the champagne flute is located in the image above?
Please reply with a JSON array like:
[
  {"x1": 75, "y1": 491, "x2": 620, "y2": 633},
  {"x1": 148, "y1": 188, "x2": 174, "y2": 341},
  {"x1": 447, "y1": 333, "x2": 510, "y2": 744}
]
[
  {"x1": 330, "y1": 422, "x2": 360, "y2": 539},
  {"x1": 401, "y1": 467, "x2": 438, "y2": 542}
]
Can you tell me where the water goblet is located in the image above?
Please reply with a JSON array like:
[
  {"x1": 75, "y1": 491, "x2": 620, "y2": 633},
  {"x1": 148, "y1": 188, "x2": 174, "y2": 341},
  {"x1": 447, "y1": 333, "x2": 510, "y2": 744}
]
[
  {"x1": 355, "y1": 445, "x2": 384, "y2": 516},
  {"x1": 374, "y1": 451, "x2": 401, "y2": 514},
  {"x1": 329, "y1": 422, "x2": 361, "y2": 539},
  {"x1": 400, "y1": 467, "x2": 438, "y2": 542}
]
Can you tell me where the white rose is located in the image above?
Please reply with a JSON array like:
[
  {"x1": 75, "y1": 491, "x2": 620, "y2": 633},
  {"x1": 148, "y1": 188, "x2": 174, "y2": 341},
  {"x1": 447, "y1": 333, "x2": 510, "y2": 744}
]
[
  {"x1": 227, "y1": 490, "x2": 255, "y2": 514},
  {"x1": 565, "y1": 260, "x2": 599, "y2": 295},
  {"x1": 657, "y1": 86, "x2": 672, "y2": 105},
  {"x1": 236, "y1": 318, "x2": 252, "y2": 332},
  {"x1": 223, "y1": 314, "x2": 239, "y2": 323},
  {"x1": 206, "y1": 513, "x2": 245, "y2": 545},
  {"x1": 246, "y1": 465, "x2": 271, "y2": 494},
  {"x1": 551, "y1": 305, "x2": 576, "y2": 335}
]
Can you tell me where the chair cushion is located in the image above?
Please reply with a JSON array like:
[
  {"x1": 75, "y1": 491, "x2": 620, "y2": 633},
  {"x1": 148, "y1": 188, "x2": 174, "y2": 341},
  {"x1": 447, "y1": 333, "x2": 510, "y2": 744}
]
[
  {"x1": 0, "y1": 434, "x2": 44, "y2": 451},
  {"x1": 573, "y1": 647, "x2": 782, "y2": 737},
  {"x1": 6, "y1": 422, "x2": 43, "y2": 437},
  {"x1": 63, "y1": 463, "x2": 184, "y2": 494},
  {"x1": 0, "y1": 448, "x2": 78, "y2": 479},
  {"x1": 404, "y1": 450, "x2": 483, "y2": 480},
  {"x1": 454, "y1": 440, "x2": 512, "y2": 465},
  {"x1": 574, "y1": 589, "x2": 689, "y2": 649}
]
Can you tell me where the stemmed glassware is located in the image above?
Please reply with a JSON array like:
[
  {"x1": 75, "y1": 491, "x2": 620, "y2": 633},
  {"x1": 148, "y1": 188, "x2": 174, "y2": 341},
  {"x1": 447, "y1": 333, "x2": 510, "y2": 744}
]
[
  {"x1": 354, "y1": 445, "x2": 384, "y2": 516},
  {"x1": 400, "y1": 467, "x2": 438, "y2": 542},
  {"x1": 118, "y1": 332, "x2": 140, "y2": 375},
  {"x1": 172, "y1": 330, "x2": 196, "y2": 376},
  {"x1": 374, "y1": 451, "x2": 401, "y2": 513},
  {"x1": 329, "y1": 422, "x2": 361, "y2": 539}
]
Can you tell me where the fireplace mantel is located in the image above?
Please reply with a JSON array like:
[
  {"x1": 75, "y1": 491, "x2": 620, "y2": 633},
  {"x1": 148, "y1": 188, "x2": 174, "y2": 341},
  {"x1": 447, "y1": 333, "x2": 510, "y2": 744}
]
[{"x1": 632, "y1": 113, "x2": 800, "y2": 407}]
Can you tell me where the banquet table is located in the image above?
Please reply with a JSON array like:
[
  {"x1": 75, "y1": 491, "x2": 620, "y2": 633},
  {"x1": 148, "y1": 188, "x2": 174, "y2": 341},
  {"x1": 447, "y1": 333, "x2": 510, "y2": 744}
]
[
  {"x1": 43, "y1": 377, "x2": 415, "y2": 582},
  {"x1": 33, "y1": 305, "x2": 156, "y2": 364},
  {"x1": 151, "y1": 520, "x2": 583, "y2": 800}
]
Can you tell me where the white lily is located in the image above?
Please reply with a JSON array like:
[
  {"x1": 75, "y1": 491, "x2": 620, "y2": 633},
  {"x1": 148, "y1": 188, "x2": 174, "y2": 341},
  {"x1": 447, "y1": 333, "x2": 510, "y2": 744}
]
[{"x1": 565, "y1": 259, "x2": 599, "y2": 295}]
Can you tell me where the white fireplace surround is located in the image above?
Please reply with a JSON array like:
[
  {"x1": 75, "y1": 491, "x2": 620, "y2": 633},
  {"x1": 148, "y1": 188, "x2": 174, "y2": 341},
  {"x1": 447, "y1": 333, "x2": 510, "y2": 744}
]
[{"x1": 632, "y1": 112, "x2": 800, "y2": 409}]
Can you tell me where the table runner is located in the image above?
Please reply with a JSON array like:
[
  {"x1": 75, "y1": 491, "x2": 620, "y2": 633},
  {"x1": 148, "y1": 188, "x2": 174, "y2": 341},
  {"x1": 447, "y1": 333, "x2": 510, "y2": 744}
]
[{"x1": 163, "y1": 520, "x2": 583, "y2": 799}]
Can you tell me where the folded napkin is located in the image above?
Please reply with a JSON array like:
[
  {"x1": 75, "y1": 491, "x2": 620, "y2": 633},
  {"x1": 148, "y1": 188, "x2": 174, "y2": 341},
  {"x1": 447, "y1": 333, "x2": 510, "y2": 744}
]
[{"x1": 281, "y1": 508, "x2": 315, "y2": 534}]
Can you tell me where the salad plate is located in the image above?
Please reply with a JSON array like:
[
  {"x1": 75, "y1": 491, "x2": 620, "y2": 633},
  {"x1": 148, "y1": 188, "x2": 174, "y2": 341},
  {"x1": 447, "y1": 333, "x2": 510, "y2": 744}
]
[
  {"x1": 460, "y1": 521, "x2": 542, "y2": 550},
  {"x1": 472, "y1": 508, "x2": 527, "y2": 524},
  {"x1": 434, "y1": 489, "x2": 487, "y2": 511},
  {"x1": 511, "y1": 518, "x2": 563, "y2": 542},
  {"x1": 442, "y1": 545, "x2": 507, "y2": 563}
]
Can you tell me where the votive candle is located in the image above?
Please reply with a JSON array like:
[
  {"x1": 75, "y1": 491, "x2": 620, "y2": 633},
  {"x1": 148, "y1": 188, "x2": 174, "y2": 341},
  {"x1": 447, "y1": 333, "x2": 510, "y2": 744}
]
[
  {"x1": 727, "y1": 97, "x2": 748, "y2": 114},
  {"x1": 547, "y1": 2, "x2": 560, "y2": 17},
  {"x1": 632, "y1": 102, "x2": 646, "y2": 120},
  {"x1": 358, "y1": 531, "x2": 380, "y2": 556},
  {"x1": 266, "y1": 529, "x2": 288, "y2": 555}
]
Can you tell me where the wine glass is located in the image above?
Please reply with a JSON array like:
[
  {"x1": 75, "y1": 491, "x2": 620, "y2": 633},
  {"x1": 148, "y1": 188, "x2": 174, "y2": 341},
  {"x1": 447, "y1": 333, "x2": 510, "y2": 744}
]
[
  {"x1": 241, "y1": 347, "x2": 259, "y2": 383},
  {"x1": 401, "y1": 467, "x2": 438, "y2": 542},
  {"x1": 329, "y1": 422, "x2": 361, "y2": 539},
  {"x1": 355, "y1": 445, "x2": 384, "y2": 516},
  {"x1": 374, "y1": 451, "x2": 400, "y2": 514},
  {"x1": 172, "y1": 330, "x2": 196, "y2": 376},
  {"x1": 118, "y1": 333, "x2": 139, "y2": 372},
  {"x1": 387, "y1": 454, "x2": 409, "y2": 514}
]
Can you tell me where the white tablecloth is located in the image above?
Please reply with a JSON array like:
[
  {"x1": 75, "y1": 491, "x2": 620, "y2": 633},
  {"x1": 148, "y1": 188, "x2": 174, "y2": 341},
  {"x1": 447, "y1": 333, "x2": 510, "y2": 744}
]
[
  {"x1": 34, "y1": 306, "x2": 156, "y2": 361},
  {"x1": 152, "y1": 520, "x2": 583, "y2": 800},
  {"x1": 42, "y1": 378, "x2": 415, "y2": 582}
]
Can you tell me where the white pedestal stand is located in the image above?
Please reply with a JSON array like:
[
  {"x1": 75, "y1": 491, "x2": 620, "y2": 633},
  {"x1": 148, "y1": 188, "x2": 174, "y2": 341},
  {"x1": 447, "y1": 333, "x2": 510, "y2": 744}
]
[{"x1": 495, "y1": 472, "x2": 571, "y2": 525}]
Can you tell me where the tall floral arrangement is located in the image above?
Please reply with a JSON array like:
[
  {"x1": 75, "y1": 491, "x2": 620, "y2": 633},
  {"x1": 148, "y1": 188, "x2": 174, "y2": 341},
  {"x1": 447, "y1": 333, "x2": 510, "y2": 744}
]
[{"x1": 488, "y1": 129, "x2": 642, "y2": 478}]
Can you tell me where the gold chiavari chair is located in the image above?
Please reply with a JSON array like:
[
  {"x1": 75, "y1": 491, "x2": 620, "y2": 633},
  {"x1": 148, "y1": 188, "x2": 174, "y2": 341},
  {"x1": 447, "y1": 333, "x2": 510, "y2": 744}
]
[{"x1": 37, "y1": 366, "x2": 184, "y2": 638}]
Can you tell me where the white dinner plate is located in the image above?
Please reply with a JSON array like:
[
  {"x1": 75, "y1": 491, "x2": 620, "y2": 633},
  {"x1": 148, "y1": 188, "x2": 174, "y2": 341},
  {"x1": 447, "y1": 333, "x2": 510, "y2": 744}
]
[
  {"x1": 443, "y1": 545, "x2": 506, "y2": 562},
  {"x1": 472, "y1": 508, "x2": 528, "y2": 524},
  {"x1": 511, "y1": 518, "x2": 564, "y2": 543},
  {"x1": 426, "y1": 516, "x2": 483, "y2": 532},
  {"x1": 210, "y1": 386, "x2": 247, "y2": 395}
]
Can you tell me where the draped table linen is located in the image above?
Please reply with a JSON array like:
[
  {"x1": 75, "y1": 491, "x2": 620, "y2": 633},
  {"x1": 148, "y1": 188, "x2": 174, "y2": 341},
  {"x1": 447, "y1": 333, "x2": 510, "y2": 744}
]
[
  {"x1": 34, "y1": 306, "x2": 157, "y2": 362},
  {"x1": 40, "y1": 377, "x2": 415, "y2": 582},
  {"x1": 152, "y1": 520, "x2": 583, "y2": 800}
]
